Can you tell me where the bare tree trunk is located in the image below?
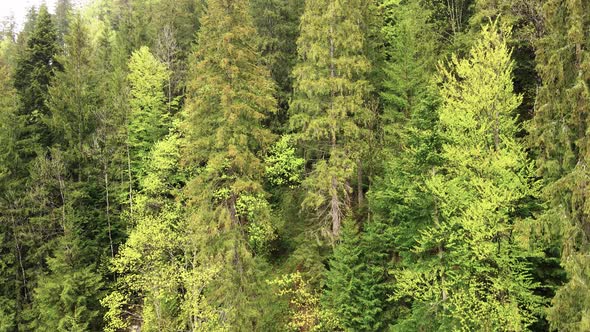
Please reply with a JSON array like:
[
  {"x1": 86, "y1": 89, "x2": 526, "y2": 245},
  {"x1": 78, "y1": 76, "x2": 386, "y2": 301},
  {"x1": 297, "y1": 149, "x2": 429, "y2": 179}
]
[
  {"x1": 357, "y1": 159, "x2": 363, "y2": 206},
  {"x1": 104, "y1": 163, "x2": 114, "y2": 259},
  {"x1": 331, "y1": 176, "x2": 341, "y2": 237},
  {"x1": 126, "y1": 132, "x2": 133, "y2": 218}
]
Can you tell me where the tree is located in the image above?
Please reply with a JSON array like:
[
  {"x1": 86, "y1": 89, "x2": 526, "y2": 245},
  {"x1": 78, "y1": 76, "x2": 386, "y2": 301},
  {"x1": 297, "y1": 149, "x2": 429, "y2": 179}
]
[
  {"x1": 323, "y1": 220, "x2": 393, "y2": 331},
  {"x1": 290, "y1": 0, "x2": 376, "y2": 238},
  {"x1": 181, "y1": 0, "x2": 278, "y2": 329},
  {"x1": 14, "y1": 4, "x2": 61, "y2": 153},
  {"x1": 0, "y1": 36, "x2": 20, "y2": 332},
  {"x1": 127, "y1": 46, "x2": 170, "y2": 182},
  {"x1": 55, "y1": 0, "x2": 73, "y2": 45},
  {"x1": 392, "y1": 24, "x2": 542, "y2": 331},
  {"x1": 250, "y1": 0, "x2": 304, "y2": 128},
  {"x1": 47, "y1": 14, "x2": 98, "y2": 179},
  {"x1": 529, "y1": 0, "x2": 590, "y2": 330},
  {"x1": 31, "y1": 228, "x2": 103, "y2": 332}
]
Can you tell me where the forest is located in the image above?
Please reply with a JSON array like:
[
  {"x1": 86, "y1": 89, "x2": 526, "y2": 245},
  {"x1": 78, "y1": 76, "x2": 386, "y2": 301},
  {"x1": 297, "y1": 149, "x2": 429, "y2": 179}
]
[{"x1": 0, "y1": 0, "x2": 588, "y2": 331}]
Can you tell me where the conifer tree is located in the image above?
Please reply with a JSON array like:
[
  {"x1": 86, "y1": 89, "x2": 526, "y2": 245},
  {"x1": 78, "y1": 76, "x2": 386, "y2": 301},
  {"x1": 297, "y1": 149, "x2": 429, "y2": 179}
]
[
  {"x1": 250, "y1": 0, "x2": 304, "y2": 124},
  {"x1": 323, "y1": 220, "x2": 392, "y2": 331},
  {"x1": 290, "y1": 0, "x2": 375, "y2": 238},
  {"x1": 530, "y1": 0, "x2": 590, "y2": 330},
  {"x1": 181, "y1": 0, "x2": 277, "y2": 329},
  {"x1": 48, "y1": 14, "x2": 98, "y2": 177},
  {"x1": 0, "y1": 39, "x2": 20, "y2": 332},
  {"x1": 14, "y1": 4, "x2": 60, "y2": 153},
  {"x1": 31, "y1": 227, "x2": 103, "y2": 332},
  {"x1": 392, "y1": 24, "x2": 542, "y2": 331},
  {"x1": 55, "y1": 0, "x2": 73, "y2": 45}
]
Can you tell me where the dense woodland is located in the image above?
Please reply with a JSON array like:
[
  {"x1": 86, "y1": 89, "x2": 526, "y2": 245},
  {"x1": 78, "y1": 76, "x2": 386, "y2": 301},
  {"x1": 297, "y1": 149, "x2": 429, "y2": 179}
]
[{"x1": 0, "y1": 0, "x2": 588, "y2": 330}]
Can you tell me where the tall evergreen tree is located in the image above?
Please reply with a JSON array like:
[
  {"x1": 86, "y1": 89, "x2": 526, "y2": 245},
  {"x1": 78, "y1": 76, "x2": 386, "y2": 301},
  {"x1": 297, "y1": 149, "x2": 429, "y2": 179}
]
[
  {"x1": 0, "y1": 38, "x2": 20, "y2": 332},
  {"x1": 290, "y1": 0, "x2": 376, "y2": 238},
  {"x1": 29, "y1": 15, "x2": 106, "y2": 331},
  {"x1": 181, "y1": 0, "x2": 277, "y2": 329},
  {"x1": 392, "y1": 24, "x2": 542, "y2": 331},
  {"x1": 14, "y1": 4, "x2": 61, "y2": 154},
  {"x1": 530, "y1": 0, "x2": 590, "y2": 330},
  {"x1": 55, "y1": 0, "x2": 73, "y2": 45}
]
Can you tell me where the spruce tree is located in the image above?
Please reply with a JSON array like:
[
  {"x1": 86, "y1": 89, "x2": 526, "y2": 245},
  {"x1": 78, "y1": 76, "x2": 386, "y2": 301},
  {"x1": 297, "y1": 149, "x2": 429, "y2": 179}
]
[
  {"x1": 14, "y1": 4, "x2": 60, "y2": 153},
  {"x1": 250, "y1": 0, "x2": 304, "y2": 126},
  {"x1": 181, "y1": 0, "x2": 277, "y2": 329},
  {"x1": 324, "y1": 220, "x2": 392, "y2": 331},
  {"x1": 530, "y1": 0, "x2": 590, "y2": 330},
  {"x1": 392, "y1": 24, "x2": 542, "y2": 331},
  {"x1": 290, "y1": 0, "x2": 376, "y2": 238},
  {"x1": 0, "y1": 38, "x2": 20, "y2": 332}
]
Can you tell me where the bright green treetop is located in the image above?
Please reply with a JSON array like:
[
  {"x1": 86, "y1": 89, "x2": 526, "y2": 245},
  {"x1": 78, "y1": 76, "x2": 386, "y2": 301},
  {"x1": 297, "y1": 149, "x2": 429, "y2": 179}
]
[
  {"x1": 127, "y1": 46, "x2": 170, "y2": 180},
  {"x1": 393, "y1": 24, "x2": 542, "y2": 331}
]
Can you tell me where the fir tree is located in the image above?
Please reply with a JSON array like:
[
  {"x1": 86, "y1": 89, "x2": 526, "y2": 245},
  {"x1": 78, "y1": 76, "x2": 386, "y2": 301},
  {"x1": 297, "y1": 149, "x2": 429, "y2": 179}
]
[
  {"x1": 250, "y1": 0, "x2": 304, "y2": 128},
  {"x1": 324, "y1": 220, "x2": 392, "y2": 331},
  {"x1": 290, "y1": 0, "x2": 376, "y2": 238},
  {"x1": 14, "y1": 4, "x2": 61, "y2": 153},
  {"x1": 530, "y1": 0, "x2": 590, "y2": 330},
  {"x1": 0, "y1": 38, "x2": 20, "y2": 332},
  {"x1": 181, "y1": 0, "x2": 277, "y2": 329}
]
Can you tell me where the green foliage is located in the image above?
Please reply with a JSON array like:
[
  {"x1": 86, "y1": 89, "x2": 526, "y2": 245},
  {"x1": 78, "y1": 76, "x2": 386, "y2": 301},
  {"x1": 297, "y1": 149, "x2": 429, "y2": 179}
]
[
  {"x1": 291, "y1": 0, "x2": 376, "y2": 237},
  {"x1": 0, "y1": 0, "x2": 588, "y2": 330},
  {"x1": 127, "y1": 45, "x2": 170, "y2": 180},
  {"x1": 31, "y1": 230, "x2": 103, "y2": 331},
  {"x1": 265, "y1": 135, "x2": 304, "y2": 188},
  {"x1": 270, "y1": 272, "x2": 339, "y2": 332},
  {"x1": 392, "y1": 24, "x2": 543, "y2": 331},
  {"x1": 181, "y1": 0, "x2": 279, "y2": 328},
  {"x1": 529, "y1": 0, "x2": 590, "y2": 330},
  {"x1": 250, "y1": 0, "x2": 304, "y2": 128},
  {"x1": 324, "y1": 220, "x2": 392, "y2": 331},
  {"x1": 14, "y1": 4, "x2": 61, "y2": 155}
]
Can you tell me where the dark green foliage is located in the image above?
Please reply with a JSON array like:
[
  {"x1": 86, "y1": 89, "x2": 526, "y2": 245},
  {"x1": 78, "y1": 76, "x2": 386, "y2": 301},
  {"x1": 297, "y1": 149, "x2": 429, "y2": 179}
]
[
  {"x1": 251, "y1": 0, "x2": 304, "y2": 130},
  {"x1": 14, "y1": 4, "x2": 61, "y2": 153},
  {"x1": 324, "y1": 220, "x2": 393, "y2": 331},
  {"x1": 529, "y1": 0, "x2": 590, "y2": 330},
  {"x1": 291, "y1": 0, "x2": 376, "y2": 238}
]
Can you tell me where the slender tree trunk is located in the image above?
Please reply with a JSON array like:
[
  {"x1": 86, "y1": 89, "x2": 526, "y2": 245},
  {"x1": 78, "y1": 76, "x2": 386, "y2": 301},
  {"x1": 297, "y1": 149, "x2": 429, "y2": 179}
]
[
  {"x1": 357, "y1": 159, "x2": 363, "y2": 206},
  {"x1": 329, "y1": 23, "x2": 341, "y2": 238},
  {"x1": 104, "y1": 162, "x2": 114, "y2": 259},
  {"x1": 126, "y1": 131, "x2": 133, "y2": 218}
]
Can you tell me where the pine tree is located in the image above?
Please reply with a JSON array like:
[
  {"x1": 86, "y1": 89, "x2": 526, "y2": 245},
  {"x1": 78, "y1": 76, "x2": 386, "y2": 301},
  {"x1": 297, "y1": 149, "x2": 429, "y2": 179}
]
[
  {"x1": 392, "y1": 24, "x2": 542, "y2": 331},
  {"x1": 529, "y1": 0, "x2": 590, "y2": 330},
  {"x1": 290, "y1": 0, "x2": 376, "y2": 238},
  {"x1": 181, "y1": 0, "x2": 277, "y2": 329}
]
